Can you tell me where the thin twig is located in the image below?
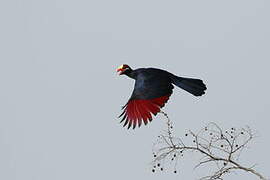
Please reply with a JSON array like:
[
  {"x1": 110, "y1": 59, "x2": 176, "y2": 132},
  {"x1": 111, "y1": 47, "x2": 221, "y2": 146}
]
[{"x1": 151, "y1": 112, "x2": 267, "y2": 180}]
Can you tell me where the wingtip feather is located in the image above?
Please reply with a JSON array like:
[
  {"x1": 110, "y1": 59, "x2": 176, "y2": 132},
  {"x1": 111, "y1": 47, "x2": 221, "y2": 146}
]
[{"x1": 119, "y1": 95, "x2": 171, "y2": 129}]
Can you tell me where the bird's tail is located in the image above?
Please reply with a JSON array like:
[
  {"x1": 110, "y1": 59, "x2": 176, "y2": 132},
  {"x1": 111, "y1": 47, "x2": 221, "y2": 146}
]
[{"x1": 170, "y1": 75, "x2": 207, "y2": 96}]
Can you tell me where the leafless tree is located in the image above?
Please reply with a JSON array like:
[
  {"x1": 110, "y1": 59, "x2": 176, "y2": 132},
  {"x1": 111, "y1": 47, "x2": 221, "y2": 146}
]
[{"x1": 151, "y1": 111, "x2": 267, "y2": 180}]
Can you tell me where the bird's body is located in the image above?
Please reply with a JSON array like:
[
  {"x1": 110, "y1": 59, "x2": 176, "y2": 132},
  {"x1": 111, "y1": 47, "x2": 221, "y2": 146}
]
[
  {"x1": 126, "y1": 68, "x2": 174, "y2": 100},
  {"x1": 117, "y1": 65, "x2": 207, "y2": 129}
]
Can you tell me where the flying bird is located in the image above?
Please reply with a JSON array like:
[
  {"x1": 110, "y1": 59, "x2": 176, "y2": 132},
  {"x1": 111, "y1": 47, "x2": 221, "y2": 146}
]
[{"x1": 117, "y1": 64, "x2": 207, "y2": 129}]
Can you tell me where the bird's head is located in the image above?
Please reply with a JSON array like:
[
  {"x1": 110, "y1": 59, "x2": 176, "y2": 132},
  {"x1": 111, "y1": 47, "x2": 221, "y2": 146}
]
[{"x1": 116, "y1": 64, "x2": 132, "y2": 75}]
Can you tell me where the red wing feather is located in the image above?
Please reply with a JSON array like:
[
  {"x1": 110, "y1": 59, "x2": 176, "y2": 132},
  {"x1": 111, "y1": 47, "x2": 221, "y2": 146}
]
[{"x1": 119, "y1": 95, "x2": 171, "y2": 129}]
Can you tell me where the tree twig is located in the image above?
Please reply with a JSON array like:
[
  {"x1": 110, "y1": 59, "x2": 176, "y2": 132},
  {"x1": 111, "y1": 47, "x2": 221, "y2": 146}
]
[{"x1": 151, "y1": 112, "x2": 267, "y2": 180}]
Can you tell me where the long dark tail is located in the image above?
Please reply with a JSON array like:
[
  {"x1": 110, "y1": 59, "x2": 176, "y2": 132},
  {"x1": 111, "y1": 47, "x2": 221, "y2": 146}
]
[{"x1": 170, "y1": 75, "x2": 207, "y2": 96}]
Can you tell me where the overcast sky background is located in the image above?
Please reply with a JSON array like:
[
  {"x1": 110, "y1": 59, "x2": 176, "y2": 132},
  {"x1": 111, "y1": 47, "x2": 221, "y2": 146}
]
[{"x1": 0, "y1": 0, "x2": 270, "y2": 179}]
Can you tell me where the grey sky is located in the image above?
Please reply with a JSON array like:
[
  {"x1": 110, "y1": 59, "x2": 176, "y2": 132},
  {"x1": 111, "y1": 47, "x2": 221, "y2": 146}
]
[{"x1": 0, "y1": 0, "x2": 269, "y2": 179}]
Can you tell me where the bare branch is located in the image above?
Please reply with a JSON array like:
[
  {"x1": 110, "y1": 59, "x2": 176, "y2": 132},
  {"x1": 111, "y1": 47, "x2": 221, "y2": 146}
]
[{"x1": 150, "y1": 112, "x2": 267, "y2": 180}]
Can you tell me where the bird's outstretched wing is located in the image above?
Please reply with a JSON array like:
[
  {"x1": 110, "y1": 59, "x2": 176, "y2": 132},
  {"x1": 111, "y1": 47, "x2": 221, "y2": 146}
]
[{"x1": 119, "y1": 70, "x2": 174, "y2": 129}]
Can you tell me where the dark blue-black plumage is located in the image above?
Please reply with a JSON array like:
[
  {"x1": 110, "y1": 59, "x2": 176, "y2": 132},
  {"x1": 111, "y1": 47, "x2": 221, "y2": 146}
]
[
  {"x1": 123, "y1": 66, "x2": 206, "y2": 100},
  {"x1": 117, "y1": 64, "x2": 207, "y2": 129}
]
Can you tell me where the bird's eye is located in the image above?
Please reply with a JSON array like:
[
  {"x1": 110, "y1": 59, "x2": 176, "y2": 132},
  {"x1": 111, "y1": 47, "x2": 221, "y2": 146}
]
[{"x1": 123, "y1": 65, "x2": 130, "y2": 70}]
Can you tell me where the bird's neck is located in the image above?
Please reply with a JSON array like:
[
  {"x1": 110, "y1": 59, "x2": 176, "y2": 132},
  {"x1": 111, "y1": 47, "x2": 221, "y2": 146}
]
[{"x1": 125, "y1": 70, "x2": 137, "y2": 79}]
